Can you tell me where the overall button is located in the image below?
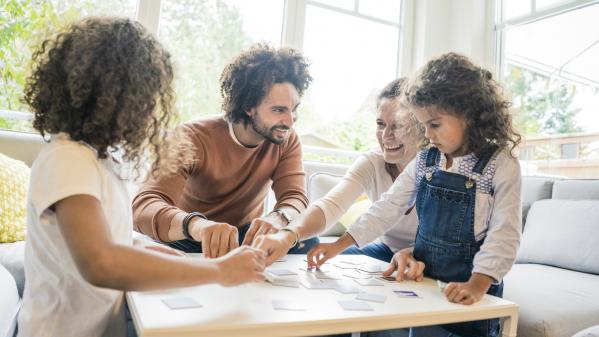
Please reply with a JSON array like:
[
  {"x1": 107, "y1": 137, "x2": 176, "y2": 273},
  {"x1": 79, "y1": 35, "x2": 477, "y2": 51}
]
[
  {"x1": 426, "y1": 172, "x2": 433, "y2": 181},
  {"x1": 465, "y1": 179, "x2": 474, "y2": 189}
]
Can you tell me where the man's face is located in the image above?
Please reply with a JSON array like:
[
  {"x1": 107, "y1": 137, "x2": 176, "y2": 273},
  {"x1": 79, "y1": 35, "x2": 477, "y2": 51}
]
[{"x1": 248, "y1": 82, "x2": 300, "y2": 145}]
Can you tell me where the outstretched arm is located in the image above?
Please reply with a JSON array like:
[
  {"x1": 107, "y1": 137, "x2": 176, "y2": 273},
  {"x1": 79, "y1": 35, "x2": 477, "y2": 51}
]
[{"x1": 58, "y1": 194, "x2": 265, "y2": 291}]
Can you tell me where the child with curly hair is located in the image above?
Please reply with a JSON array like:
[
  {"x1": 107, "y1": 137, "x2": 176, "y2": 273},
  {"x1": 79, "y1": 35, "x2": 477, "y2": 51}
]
[
  {"x1": 308, "y1": 53, "x2": 522, "y2": 337},
  {"x1": 18, "y1": 17, "x2": 265, "y2": 337}
]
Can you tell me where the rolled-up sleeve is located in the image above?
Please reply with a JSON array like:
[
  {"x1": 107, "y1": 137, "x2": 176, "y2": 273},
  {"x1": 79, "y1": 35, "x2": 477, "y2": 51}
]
[{"x1": 272, "y1": 132, "x2": 309, "y2": 213}]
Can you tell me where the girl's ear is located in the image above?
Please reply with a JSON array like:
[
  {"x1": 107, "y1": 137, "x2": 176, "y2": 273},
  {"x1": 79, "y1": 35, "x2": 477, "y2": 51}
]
[{"x1": 246, "y1": 108, "x2": 254, "y2": 118}]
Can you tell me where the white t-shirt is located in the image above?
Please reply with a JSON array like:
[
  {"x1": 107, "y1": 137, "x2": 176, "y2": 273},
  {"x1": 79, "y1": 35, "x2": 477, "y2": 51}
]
[
  {"x1": 313, "y1": 150, "x2": 418, "y2": 252},
  {"x1": 18, "y1": 134, "x2": 132, "y2": 337}
]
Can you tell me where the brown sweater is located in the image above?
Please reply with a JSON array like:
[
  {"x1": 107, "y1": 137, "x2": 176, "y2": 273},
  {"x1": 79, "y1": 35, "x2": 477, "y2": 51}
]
[{"x1": 132, "y1": 117, "x2": 308, "y2": 242}]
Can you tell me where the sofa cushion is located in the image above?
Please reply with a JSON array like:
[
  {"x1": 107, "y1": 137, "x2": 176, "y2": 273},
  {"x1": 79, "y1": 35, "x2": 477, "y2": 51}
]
[
  {"x1": 516, "y1": 200, "x2": 599, "y2": 274},
  {"x1": 572, "y1": 325, "x2": 599, "y2": 337},
  {"x1": 503, "y1": 264, "x2": 599, "y2": 337},
  {"x1": 307, "y1": 172, "x2": 346, "y2": 236},
  {"x1": 552, "y1": 180, "x2": 599, "y2": 200},
  {"x1": 0, "y1": 241, "x2": 26, "y2": 297},
  {"x1": 0, "y1": 153, "x2": 29, "y2": 243},
  {"x1": 521, "y1": 176, "x2": 556, "y2": 225},
  {"x1": 0, "y1": 264, "x2": 19, "y2": 337}
]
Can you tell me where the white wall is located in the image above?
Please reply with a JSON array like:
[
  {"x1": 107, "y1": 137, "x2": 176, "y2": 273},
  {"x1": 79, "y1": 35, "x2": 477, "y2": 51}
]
[{"x1": 402, "y1": 0, "x2": 496, "y2": 74}]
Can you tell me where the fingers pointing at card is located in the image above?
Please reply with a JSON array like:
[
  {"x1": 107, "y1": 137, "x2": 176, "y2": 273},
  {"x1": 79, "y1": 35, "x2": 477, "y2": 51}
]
[{"x1": 383, "y1": 248, "x2": 425, "y2": 282}]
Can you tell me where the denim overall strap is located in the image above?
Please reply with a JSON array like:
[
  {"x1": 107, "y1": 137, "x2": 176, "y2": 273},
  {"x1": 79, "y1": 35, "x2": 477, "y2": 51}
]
[{"x1": 414, "y1": 147, "x2": 502, "y2": 337}]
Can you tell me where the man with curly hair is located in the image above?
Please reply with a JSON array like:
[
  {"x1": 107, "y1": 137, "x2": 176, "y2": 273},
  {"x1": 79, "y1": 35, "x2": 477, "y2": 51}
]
[{"x1": 133, "y1": 44, "x2": 318, "y2": 258}]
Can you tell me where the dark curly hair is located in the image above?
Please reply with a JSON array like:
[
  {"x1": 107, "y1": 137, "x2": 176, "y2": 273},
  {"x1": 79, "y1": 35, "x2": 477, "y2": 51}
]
[
  {"x1": 24, "y1": 17, "x2": 184, "y2": 178},
  {"x1": 405, "y1": 52, "x2": 521, "y2": 157},
  {"x1": 220, "y1": 43, "x2": 312, "y2": 125}
]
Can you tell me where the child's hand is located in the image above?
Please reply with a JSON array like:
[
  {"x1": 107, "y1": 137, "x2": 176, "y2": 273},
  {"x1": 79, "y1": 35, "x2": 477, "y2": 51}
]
[
  {"x1": 443, "y1": 273, "x2": 493, "y2": 305},
  {"x1": 383, "y1": 248, "x2": 425, "y2": 282},
  {"x1": 215, "y1": 246, "x2": 266, "y2": 287}
]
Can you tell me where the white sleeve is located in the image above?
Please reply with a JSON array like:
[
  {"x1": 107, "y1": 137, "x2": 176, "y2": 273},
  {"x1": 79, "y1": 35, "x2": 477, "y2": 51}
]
[
  {"x1": 346, "y1": 157, "x2": 418, "y2": 248},
  {"x1": 313, "y1": 154, "x2": 374, "y2": 231},
  {"x1": 472, "y1": 151, "x2": 522, "y2": 281},
  {"x1": 29, "y1": 144, "x2": 103, "y2": 222}
]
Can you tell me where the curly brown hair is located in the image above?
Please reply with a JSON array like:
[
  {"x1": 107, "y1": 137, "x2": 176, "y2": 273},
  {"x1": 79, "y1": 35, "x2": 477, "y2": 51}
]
[
  {"x1": 220, "y1": 43, "x2": 312, "y2": 125},
  {"x1": 24, "y1": 17, "x2": 183, "y2": 178},
  {"x1": 405, "y1": 52, "x2": 521, "y2": 157}
]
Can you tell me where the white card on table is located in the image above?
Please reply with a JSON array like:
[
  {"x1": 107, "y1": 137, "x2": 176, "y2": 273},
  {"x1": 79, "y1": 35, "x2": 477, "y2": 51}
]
[
  {"x1": 271, "y1": 279, "x2": 300, "y2": 288},
  {"x1": 299, "y1": 266, "x2": 331, "y2": 273},
  {"x1": 358, "y1": 265, "x2": 385, "y2": 273},
  {"x1": 272, "y1": 300, "x2": 307, "y2": 311},
  {"x1": 267, "y1": 268, "x2": 298, "y2": 276},
  {"x1": 300, "y1": 279, "x2": 335, "y2": 289},
  {"x1": 338, "y1": 258, "x2": 364, "y2": 265},
  {"x1": 356, "y1": 293, "x2": 387, "y2": 303},
  {"x1": 338, "y1": 300, "x2": 374, "y2": 311},
  {"x1": 354, "y1": 278, "x2": 383, "y2": 286},
  {"x1": 343, "y1": 271, "x2": 372, "y2": 279},
  {"x1": 162, "y1": 297, "x2": 202, "y2": 310},
  {"x1": 335, "y1": 284, "x2": 362, "y2": 294},
  {"x1": 334, "y1": 263, "x2": 358, "y2": 269}
]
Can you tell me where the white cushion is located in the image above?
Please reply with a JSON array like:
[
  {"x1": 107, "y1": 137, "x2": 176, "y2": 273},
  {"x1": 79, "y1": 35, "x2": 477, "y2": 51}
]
[
  {"x1": 572, "y1": 325, "x2": 599, "y2": 337},
  {"x1": 307, "y1": 173, "x2": 346, "y2": 236},
  {"x1": 0, "y1": 264, "x2": 19, "y2": 337},
  {"x1": 516, "y1": 199, "x2": 599, "y2": 274},
  {"x1": 504, "y1": 264, "x2": 599, "y2": 337}
]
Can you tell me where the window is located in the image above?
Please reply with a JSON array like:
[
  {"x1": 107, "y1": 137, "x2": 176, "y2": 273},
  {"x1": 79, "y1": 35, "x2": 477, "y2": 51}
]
[
  {"x1": 0, "y1": 0, "x2": 138, "y2": 132},
  {"x1": 497, "y1": 0, "x2": 599, "y2": 178},
  {"x1": 157, "y1": 0, "x2": 284, "y2": 121},
  {"x1": 295, "y1": 0, "x2": 403, "y2": 162}
]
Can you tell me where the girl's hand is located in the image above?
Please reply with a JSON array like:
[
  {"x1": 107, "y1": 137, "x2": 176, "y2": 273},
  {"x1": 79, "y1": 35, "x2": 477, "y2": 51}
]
[
  {"x1": 443, "y1": 273, "x2": 493, "y2": 305},
  {"x1": 214, "y1": 246, "x2": 266, "y2": 287},
  {"x1": 383, "y1": 248, "x2": 425, "y2": 282}
]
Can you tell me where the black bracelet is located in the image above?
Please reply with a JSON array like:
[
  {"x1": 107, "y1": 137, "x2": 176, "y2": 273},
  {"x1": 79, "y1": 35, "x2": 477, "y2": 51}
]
[{"x1": 182, "y1": 212, "x2": 207, "y2": 241}]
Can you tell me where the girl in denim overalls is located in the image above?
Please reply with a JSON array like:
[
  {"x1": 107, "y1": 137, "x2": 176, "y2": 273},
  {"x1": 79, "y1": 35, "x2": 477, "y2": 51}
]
[{"x1": 314, "y1": 53, "x2": 523, "y2": 337}]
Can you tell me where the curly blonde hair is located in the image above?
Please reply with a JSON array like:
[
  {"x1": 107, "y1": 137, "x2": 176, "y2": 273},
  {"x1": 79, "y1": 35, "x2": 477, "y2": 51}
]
[
  {"x1": 24, "y1": 17, "x2": 185, "y2": 178},
  {"x1": 405, "y1": 52, "x2": 521, "y2": 157}
]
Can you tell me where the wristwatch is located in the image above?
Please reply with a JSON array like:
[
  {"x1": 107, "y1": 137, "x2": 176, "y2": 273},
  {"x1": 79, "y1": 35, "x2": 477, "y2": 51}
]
[{"x1": 272, "y1": 208, "x2": 292, "y2": 225}]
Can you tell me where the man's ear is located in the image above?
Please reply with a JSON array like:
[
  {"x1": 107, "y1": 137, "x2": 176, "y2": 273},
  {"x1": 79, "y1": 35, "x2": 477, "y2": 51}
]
[{"x1": 246, "y1": 107, "x2": 254, "y2": 118}]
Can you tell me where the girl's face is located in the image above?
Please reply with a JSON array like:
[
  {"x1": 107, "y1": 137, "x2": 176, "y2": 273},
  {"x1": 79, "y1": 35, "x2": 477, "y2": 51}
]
[
  {"x1": 413, "y1": 105, "x2": 468, "y2": 159},
  {"x1": 376, "y1": 98, "x2": 420, "y2": 166}
]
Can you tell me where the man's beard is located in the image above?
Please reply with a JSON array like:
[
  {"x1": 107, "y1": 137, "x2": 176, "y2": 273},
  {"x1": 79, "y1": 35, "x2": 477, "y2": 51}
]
[{"x1": 250, "y1": 115, "x2": 289, "y2": 145}]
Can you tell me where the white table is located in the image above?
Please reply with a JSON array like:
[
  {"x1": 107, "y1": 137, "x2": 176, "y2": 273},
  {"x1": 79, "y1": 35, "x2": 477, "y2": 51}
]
[{"x1": 127, "y1": 254, "x2": 518, "y2": 337}]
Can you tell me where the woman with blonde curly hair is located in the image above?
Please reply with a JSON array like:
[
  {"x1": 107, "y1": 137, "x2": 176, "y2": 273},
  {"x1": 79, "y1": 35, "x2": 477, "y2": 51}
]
[{"x1": 18, "y1": 17, "x2": 265, "y2": 337}]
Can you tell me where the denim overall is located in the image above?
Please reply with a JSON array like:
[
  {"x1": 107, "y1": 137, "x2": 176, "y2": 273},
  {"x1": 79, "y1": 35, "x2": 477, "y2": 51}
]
[{"x1": 413, "y1": 147, "x2": 503, "y2": 337}]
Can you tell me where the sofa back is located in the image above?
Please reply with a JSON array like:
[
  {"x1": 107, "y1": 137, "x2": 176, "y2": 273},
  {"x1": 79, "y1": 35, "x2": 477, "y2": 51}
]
[{"x1": 0, "y1": 130, "x2": 43, "y2": 166}]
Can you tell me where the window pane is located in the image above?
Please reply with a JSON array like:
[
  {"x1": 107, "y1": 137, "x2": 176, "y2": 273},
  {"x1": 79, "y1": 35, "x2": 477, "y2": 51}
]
[
  {"x1": 297, "y1": 5, "x2": 399, "y2": 156},
  {"x1": 158, "y1": 0, "x2": 284, "y2": 121},
  {"x1": 503, "y1": 0, "x2": 530, "y2": 20},
  {"x1": 503, "y1": 4, "x2": 599, "y2": 178},
  {"x1": 358, "y1": 0, "x2": 401, "y2": 23},
  {"x1": 0, "y1": 0, "x2": 138, "y2": 132},
  {"x1": 310, "y1": 0, "x2": 355, "y2": 11},
  {"x1": 535, "y1": 0, "x2": 568, "y2": 11}
]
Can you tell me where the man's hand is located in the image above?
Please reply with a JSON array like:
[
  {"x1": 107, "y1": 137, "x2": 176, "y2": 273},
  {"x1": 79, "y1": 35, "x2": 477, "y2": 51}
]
[
  {"x1": 443, "y1": 273, "x2": 493, "y2": 305},
  {"x1": 383, "y1": 248, "x2": 425, "y2": 282},
  {"x1": 241, "y1": 216, "x2": 281, "y2": 246},
  {"x1": 252, "y1": 230, "x2": 297, "y2": 266},
  {"x1": 189, "y1": 218, "x2": 239, "y2": 258},
  {"x1": 214, "y1": 246, "x2": 266, "y2": 287}
]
